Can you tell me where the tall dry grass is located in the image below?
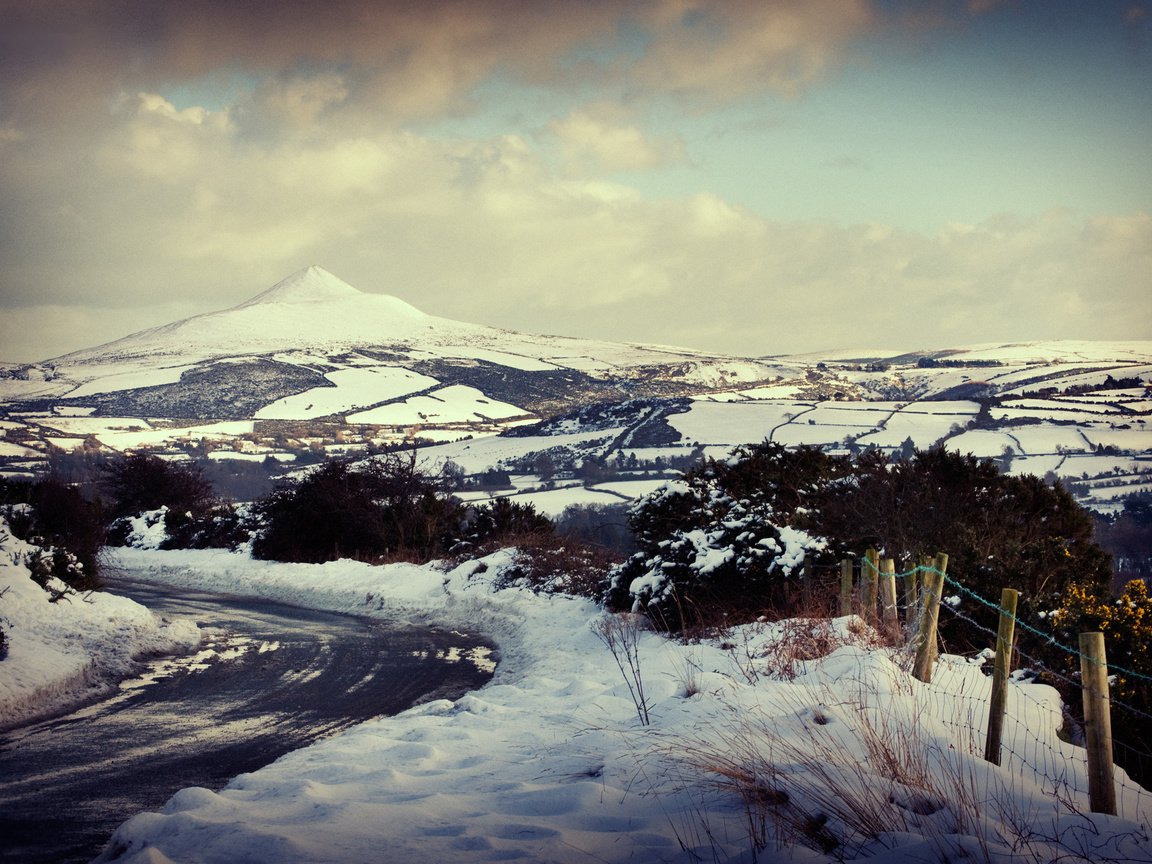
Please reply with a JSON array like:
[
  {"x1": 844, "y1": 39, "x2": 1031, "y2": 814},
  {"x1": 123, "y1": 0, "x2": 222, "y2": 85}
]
[{"x1": 666, "y1": 659, "x2": 1147, "y2": 863}]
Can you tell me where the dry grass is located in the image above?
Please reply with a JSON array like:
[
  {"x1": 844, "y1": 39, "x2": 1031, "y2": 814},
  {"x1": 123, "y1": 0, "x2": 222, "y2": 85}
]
[
  {"x1": 662, "y1": 661, "x2": 1144, "y2": 863},
  {"x1": 730, "y1": 616, "x2": 884, "y2": 684},
  {"x1": 593, "y1": 612, "x2": 652, "y2": 726},
  {"x1": 462, "y1": 533, "x2": 621, "y2": 598}
]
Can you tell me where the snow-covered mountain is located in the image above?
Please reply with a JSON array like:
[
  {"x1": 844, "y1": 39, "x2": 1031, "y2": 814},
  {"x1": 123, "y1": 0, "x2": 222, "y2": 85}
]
[
  {"x1": 0, "y1": 266, "x2": 794, "y2": 420},
  {"x1": 0, "y1": 267, "x2": 1149, "y2": 513}
]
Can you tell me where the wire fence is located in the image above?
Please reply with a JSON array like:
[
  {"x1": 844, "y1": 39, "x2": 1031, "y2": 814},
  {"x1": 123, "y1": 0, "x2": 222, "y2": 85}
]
[{"x1": 843, "y1": 554, "x2": 1152, "y2": 822}]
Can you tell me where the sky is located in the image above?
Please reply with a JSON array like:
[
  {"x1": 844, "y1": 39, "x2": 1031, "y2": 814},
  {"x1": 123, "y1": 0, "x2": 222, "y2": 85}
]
[{"x1": 0, "y1": 0, "x2": 1149, "y2": 363}]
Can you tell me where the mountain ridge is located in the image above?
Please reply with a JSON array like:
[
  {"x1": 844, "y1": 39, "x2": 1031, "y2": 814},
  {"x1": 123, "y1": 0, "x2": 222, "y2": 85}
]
[
  {"x1": 0, "y1": 268, "x2": 1148, "y2": 518},
  {"x1": 0, "y1": 268, "x2": 794, "y2": 420},
  {"x1": 0, "y1": 267, "x2": 1148, "y2": 431}
]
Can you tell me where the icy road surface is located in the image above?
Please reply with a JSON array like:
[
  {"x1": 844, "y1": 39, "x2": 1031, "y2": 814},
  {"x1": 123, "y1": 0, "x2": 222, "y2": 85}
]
[{"x1": 0, "y1": 578, "x2": 496, "y2": 864}]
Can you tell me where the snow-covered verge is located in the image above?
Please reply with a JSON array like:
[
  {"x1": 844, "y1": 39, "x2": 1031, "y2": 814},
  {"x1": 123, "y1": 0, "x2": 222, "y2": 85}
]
[
  {"x1": 57, "y1": 545, "x2": 1151, "y2": 864},
  {"x1": 0, "y1": 517, "x2": 200, "y2": 730}
]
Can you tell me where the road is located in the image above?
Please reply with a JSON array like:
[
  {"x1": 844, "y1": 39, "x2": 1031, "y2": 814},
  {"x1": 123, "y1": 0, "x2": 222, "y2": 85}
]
[{"x1": 0, "y1": 578, "x2": 497, "y2": 864}]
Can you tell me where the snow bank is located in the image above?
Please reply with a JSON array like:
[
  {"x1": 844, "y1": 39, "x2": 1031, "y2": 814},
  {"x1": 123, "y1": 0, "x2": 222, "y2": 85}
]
[
  {"x1": 0, "y1": 519, "x2": 200, "y2": 730},
  {"x1": 81, "y1": 546, "x2": 1152, "y2": 864}
]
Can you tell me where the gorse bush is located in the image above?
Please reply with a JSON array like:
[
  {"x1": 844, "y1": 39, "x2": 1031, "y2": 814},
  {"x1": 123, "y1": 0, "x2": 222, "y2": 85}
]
[
  {"x1": 0, "y1": 478, "x2": 105, "y2": 590},
  {"x1": 1049, "y1": 577, "x2": 1152, "y2": 788},
  {"x1": 457, "y1": 497, "x2": 554, "y2": 550},
  {"x1": 102, "y1": 453, "x2": 216, "y2": 519},
  {"x1": 609, "y1": 443, "x2": 1113, "y2": 644},
  {"x1": 160, "y1": 503, "x2": 251, "y2": 550},
  {"x1": 474, "y1": 532, "x2": 620, "y2": 598},
  {"x1": 251, "y1": 454, "x2": 463, "y2": 563}
]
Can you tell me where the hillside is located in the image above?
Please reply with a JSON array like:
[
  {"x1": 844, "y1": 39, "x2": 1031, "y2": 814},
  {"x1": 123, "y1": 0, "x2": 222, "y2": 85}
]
[
  {"x1": 0, "y1": 268, "x2": 1149, "y2": 513},
  {"x1": 0, "y1": 267, "x2": 788, "y2": 419}
]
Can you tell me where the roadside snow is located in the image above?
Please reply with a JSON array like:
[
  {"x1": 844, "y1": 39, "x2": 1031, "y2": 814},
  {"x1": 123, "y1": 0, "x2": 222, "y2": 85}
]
[
  {"x1": 66, "y1": 546, "x2": 1152, "y2": 864},
  {"x1": 4, "y1": 531, "x2": 1151, "y2": 863},
  {"x1": 0, "y1": 520, "x2": 200, "y2": 730}
]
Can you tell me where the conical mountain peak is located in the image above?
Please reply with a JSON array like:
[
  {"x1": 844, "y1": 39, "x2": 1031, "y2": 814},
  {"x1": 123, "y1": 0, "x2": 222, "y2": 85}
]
[
  {"x1": 52, "y1": 267, "x2": 435, "y2": 364},
  {"x1": 239, "y1": 266, "x2": 370, "y2": 307},
  {"x1": 232, "y1": 266, "x2": 429, "y2": 322}
]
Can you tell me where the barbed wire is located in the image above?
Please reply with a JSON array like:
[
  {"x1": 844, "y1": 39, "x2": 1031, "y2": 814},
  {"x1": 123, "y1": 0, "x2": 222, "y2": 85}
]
[
  {"x1": 856, "y1": 555, "x2": 1152, "y2": 684},
  {"x1": 850, "y1": 565, "x2": 1152, "y2": 795},
  {"x1": 905, "y1": 633, "x2": 1152, "y2": 817},
  {"x1": 932, "y1": 600, "x2": 1152, "y2": 726},
  {"x1": 902, "y1": 581, "x2": 1152, "y2": 811},
  {"x1": 792, "y1": 651, "x2": 1152, "y2": 823},
  {"x1": 823, "y1": 553, "x2": 1152, "y2": 812}
]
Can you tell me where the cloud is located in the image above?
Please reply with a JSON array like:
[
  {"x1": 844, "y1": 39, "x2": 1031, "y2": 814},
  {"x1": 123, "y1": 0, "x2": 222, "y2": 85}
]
[
  {"x1": 1, "y1": 0, "x2": 882, "y2": 134},
  {"x1": 1, "y1": 86, "x2": 1147, "y2": 361},
  {"x1": 546, "y1": 103, "x2": 684, "y2": 174},
  {"x1": 629, "y1": 0, "x2": 876, "y2": 101},
  {"x1": 0, "y1": 1, "x2": 1146, "y2": 364}
]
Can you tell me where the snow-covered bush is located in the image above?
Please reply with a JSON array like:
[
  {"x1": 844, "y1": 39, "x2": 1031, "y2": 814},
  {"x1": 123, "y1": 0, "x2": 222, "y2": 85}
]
[
  {"x1": 101, "y1": 454, "x2": 250, "y2": 552},
  {"x1": 606, "y1": 473, "x2": 826, "y2": 630},
  {"x1": 108, "y1": 504, "x2": 251, "y2": 552},
  {"x1": 607, "y1": 441, "x2": 1114, "y2": 643},
  {"x1": 0, "y1": 478, "x2": 105, "y2": 590}
]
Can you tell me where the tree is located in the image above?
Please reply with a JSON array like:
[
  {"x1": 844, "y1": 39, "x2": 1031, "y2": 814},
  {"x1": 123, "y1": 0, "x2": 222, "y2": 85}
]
[
  {"x1": 555, "y1": 503, "x2": 635, "y2": 553},
  {"x1": 101, "y1": 453, "x2": 248, "y2": 550},
  {"x1": 102, "y1": 453, "x2": 215, "y2": 519},
  {"x1": 816, "y1": 447, "x2": 1110, "y2": 650},
  {"x1": 251, "y1": 453, "x2": 463, "y2": 563},
  {"x1": 1093, "y1": 493, "x2": 1152, "y2": 587},
  {"x1": 609, "y1": 444, "x2": 1112, "y2": 642},
  {"x1": 462, "y1": 498, "x2": 553, "y2": 547},
  {"x1": 531, "y1": 452, "x2": 557, "y2": 481}
]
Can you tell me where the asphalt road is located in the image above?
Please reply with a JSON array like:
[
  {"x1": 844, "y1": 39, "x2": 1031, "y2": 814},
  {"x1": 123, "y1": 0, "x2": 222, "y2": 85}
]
[{"x1": 0, "y1": 578, "x2": 497, "y2": 864}]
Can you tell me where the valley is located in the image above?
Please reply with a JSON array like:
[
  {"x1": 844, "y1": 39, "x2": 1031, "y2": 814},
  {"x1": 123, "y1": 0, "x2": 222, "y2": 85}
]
[{"x1": 0, "y1": 269, "x2": 1148, "y2": 516}]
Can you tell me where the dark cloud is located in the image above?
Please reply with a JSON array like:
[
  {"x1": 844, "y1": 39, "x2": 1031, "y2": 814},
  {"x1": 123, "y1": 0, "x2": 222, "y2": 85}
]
[
  {"x1": 0, "y1": 0, "x2": 882, "y2": 131},
  {"x1": 0, "y1": 1, "x2": 1146, "y2": 362}
]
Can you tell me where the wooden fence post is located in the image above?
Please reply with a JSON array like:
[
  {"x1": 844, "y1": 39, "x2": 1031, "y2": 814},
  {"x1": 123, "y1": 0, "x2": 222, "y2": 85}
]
[
  {"x1": 904, "y1": 557, "x2": 925, "y2": 624},
  {"x1": 839, "y1": 558, "x2": 853, "y2": 617},
  {"x1": 912, "y1": 553, "x2": 948, "y2": 683},
  {"x1": 928, "y1": 553, "x2": 948, "y2": 668},
  {"x1": 880, "y1": 558, "x2": 900, "y2": 643},
  {"x1": 1080, "y1": 631, "x2": 1117, "y2": 815},
  {"x1": 983, "y1": 587, "x2": 1019, "y2": 765},
  {"x1": 862, "y1": 548, "x2": 879, "y2": 625}
]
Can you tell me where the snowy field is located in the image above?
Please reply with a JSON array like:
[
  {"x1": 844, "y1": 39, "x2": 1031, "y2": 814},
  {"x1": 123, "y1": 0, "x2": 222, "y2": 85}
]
[
  {"x1": 255, "y1": 367, "x2": 440, "y2": 420},
  {"x1": 455, "y1": 482, "x2": 639, "y2": 516},
  {"x1": 668, "y1": 401, "x2": 814, "y2": 445},
  {"x1": 4, "y1": 520, "x2": 1151, "y2": 864},
  {"x1": 64, "y1": 365, "x2": 199, "y2": 399},
  {"x1": 347, "y1": 384, "x2": 528, "y2": 425},
  {"x1": 417, "y1": 429, "x2": 619, "y2": 475}
]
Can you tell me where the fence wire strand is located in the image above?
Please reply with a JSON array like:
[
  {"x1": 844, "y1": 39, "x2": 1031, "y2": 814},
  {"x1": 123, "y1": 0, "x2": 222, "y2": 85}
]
[
  {"x1": 857, "y1": 556, "x2": 1152, "y2": 684},
  {"x1": 848, "y1": 554, "x2": 1152, "y2": 822}
]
